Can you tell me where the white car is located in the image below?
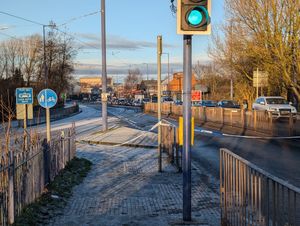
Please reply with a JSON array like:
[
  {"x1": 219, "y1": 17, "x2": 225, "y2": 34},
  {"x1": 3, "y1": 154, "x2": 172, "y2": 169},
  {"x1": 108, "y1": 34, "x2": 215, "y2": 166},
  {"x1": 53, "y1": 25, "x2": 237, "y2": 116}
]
[{"x1": 252, "y1": 96, "x2": 297, "y2": 119}]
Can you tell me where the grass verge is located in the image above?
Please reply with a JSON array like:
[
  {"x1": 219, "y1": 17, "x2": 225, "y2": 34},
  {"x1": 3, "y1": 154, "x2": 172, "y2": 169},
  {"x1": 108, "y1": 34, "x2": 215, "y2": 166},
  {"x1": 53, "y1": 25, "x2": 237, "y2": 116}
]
[{"x1": 13, "y1": 157, "x2": 92, "y2": 226}]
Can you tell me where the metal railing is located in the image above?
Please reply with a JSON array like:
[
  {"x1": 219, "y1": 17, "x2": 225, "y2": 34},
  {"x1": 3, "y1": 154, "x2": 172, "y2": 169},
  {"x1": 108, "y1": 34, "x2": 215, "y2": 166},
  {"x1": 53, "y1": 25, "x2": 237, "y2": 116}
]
[
  {"x1": 0, "y1": 123, "x2": 76, "y2": 225},
  {"x1": 160, "y1": 122, "x2": 182, "y2": 171},
  {"x1": 220, "y1": 148, "x2": 300, "y2": 226}
]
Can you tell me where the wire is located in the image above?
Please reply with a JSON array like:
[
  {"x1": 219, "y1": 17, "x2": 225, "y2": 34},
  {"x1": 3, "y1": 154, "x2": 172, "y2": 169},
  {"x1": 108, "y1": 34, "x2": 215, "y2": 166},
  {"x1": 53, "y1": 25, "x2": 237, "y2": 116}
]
[
  {"x1": 0, "y1": 31, "x2": 17, "y2": 39},
  {"x1": 58, "y1": 10, "x2": 100, "y2": 27},
  {"x1": 0, "y1": 10, "x2": 43, "y2": 26},
  {"x1": 53, "y1": 27, "x2": 100, "y2": 50}
]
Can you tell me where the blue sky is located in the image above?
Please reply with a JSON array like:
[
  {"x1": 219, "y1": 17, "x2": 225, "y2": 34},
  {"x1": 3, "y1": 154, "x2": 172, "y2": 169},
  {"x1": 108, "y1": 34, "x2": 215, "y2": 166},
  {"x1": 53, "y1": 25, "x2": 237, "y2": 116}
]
[{"x1": 0, "y1": 0, "x2": 225, "y2": 79}]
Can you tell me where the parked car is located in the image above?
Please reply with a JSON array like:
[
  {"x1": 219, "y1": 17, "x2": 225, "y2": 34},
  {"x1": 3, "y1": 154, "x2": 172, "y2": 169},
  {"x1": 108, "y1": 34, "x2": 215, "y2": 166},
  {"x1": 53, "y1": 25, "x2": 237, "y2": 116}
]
[
  {"x1": 217, "y1": 100, "x2": 240, "y2": 109},
  {"x1": 193, "y1": 100, "x2": 217, "y2": 107},
  {"x1": 162, "y1": 96, "x2": 173, "y2": 103},
  {"x1": 252, "y1": 96, "x2": 297, "y2": 119},
  {"x1": 142, "y1": 98, "x2": 150, "y2": 103},
  {"x1": 173, "y1": 100, "x2": 183, "y2": 105}
]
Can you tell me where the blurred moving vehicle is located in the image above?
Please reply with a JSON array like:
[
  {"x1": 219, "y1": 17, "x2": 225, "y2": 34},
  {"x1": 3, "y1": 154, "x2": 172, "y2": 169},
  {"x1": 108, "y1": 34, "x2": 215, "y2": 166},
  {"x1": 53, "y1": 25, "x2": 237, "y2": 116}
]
[
  {"x1": 252, "y1": 96, "x2": 297, "y2": 119},
  {"x1": 217, "y1": 100, "x2": 240, "y2": 109}
]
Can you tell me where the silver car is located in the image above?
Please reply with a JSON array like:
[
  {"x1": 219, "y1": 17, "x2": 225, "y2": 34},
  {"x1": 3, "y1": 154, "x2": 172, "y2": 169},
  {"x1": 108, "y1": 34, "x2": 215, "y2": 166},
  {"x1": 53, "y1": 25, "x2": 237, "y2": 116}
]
[{"x1": 252, "y1": 96, "x2": 297, "y2": 119}]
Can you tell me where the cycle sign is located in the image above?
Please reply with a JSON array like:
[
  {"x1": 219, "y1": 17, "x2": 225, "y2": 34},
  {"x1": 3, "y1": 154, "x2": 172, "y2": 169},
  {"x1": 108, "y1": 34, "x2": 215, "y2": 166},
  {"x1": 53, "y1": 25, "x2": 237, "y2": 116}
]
[
  {"x1": 16, "y1": 87, "x2": 33, "y2": 104},
  {"x1": 38, "y1": 89, "x2": 57, "y2": 108}
]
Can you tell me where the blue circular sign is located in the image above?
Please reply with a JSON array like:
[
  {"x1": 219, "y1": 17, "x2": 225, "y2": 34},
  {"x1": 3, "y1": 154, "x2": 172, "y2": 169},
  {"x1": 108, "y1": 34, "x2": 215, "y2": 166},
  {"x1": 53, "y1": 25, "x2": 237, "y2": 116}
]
[{"x1": 38, "y1": 89, "x2": 58, "y2": 108}]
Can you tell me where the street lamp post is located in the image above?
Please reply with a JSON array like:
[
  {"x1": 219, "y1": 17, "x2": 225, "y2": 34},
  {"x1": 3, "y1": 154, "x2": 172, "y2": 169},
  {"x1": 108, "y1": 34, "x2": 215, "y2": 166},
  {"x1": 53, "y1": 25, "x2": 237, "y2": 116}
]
[
  {"x1": 162, "y1": 53, "x2": 170, "y2": 85},
  {"x1": 142, "y1": 63, "x2": 149, "y2": 80}
]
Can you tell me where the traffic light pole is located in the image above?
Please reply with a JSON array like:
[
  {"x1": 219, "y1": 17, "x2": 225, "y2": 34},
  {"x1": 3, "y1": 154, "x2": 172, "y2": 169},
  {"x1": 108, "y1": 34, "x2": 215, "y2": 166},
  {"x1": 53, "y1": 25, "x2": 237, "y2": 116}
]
[
  {"x1": 182, "y1": 34, "x2": 192, "y2": 221},
  {"x1": 101, "y1": 0, "x2": 108, "y2": 131}
]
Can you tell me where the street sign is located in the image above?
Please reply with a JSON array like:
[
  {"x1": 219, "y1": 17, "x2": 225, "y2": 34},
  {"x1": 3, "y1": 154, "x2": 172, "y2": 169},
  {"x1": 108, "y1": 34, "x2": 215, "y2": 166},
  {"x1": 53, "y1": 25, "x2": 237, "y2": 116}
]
[
  {"x1": 38, "y1": 89, "x2": 57, "y2": 108},
  {"x1": 16, "y1": 88, "x2": 33, "y2": 104},
  {"x1": 253, "y1": 70, "x2": 268, "y2": 87},
  {"x1": 16, "y1": 104, "x2": 33, "y2": 120},
  {"x1": 191, "y1": 90, "x2": 201, "y2": 101}
]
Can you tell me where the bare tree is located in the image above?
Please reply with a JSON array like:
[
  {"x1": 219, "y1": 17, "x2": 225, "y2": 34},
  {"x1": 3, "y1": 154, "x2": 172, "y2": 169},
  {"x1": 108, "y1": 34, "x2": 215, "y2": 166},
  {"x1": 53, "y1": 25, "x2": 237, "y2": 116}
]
[
  {"x1": 124, "y1": 68, "x2": 142, "y2": 98},
  {"x1": 210, "y1": 0, "x2": 300, "y2": 105}
]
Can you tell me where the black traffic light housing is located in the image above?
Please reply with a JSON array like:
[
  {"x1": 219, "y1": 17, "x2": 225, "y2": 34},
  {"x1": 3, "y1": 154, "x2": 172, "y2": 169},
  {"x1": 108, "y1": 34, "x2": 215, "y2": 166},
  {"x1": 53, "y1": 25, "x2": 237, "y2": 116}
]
[{"x1": 177, "y1": 0, "x2": 211, "y2": 35}]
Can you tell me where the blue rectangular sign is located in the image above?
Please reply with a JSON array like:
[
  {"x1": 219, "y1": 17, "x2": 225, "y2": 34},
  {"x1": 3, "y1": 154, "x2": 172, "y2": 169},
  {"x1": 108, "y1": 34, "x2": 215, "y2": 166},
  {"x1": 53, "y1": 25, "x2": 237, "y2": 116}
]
[{"x1": 16, "y1": 88, "x2": 33, "y2": 104}]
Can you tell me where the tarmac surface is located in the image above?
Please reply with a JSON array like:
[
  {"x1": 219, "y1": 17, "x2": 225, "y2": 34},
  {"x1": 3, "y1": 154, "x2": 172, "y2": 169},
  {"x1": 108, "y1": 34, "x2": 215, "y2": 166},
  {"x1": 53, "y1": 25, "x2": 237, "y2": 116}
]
[{"x1": 48, "y1": 124, "x2": 221, "y2": 226}]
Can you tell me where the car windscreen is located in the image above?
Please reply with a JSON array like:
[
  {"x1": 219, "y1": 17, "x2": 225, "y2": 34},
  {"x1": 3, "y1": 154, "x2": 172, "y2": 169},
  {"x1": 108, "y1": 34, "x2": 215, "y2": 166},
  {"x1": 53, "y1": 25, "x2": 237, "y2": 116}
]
[{"x1": 266, "y1": 98, "x2": 288, "y2": 104}]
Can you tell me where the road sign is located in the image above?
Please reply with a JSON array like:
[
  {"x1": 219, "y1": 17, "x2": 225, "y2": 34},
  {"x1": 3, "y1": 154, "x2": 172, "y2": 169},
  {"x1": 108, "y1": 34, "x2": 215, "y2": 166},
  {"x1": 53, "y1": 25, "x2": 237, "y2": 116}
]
[
  {"x1": 253, "y1": 70, "x2": 268, "y2": 87},
  {"x1": 16, "y1": 88, "x2": 33, "y2": 104},
  {"x1": 191, "y1": 90, "x2": 201, "y2": 101},
  {"x1": 16, "y1": 104, "x2": 33, "y2": 120},
  {"x1": 38, "y1": 89, "x2": 57, "y2": 108}
]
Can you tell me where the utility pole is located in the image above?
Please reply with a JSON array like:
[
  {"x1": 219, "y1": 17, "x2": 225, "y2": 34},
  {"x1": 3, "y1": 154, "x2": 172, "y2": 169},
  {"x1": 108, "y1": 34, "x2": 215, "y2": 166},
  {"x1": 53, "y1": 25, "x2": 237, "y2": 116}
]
[
  {"x1": 101, "y1": 0, "x2": 108, "y2": 131},
  {"x1": 182, "y1": 35, "x2": 192, "y2": 221},
  {"x1": 157, "y1": 35, "x2": 162, "y2": 172},
  {"x1": 43, "y1": 25, "x2": 51, "y2": 142}
]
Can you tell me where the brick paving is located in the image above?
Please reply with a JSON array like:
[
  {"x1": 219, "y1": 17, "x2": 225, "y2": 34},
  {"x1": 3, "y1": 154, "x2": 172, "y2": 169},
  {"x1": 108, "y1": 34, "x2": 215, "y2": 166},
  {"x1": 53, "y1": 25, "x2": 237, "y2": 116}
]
[{"x1": 49, "y1": 124, "x2": 221, "y2": 226}]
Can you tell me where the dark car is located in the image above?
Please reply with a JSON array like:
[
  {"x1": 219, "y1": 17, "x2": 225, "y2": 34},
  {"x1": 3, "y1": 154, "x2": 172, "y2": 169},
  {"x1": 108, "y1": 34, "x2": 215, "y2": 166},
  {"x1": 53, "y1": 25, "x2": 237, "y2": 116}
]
[{"x1": 217, "y1": 100, "x2": 240, "y2": 109}]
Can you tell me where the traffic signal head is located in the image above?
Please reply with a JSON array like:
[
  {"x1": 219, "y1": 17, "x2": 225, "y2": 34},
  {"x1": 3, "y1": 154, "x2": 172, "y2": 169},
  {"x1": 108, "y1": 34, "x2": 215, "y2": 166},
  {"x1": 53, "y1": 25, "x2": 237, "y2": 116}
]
[{"x1": 177, "y1": 0, "x2": 211, "y2": 35}]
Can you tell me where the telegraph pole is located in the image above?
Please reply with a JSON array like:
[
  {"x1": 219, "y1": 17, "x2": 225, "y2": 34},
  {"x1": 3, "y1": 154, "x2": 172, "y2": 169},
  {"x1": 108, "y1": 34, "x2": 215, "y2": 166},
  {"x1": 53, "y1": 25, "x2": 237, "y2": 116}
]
[
  {"x1": 43, "y1": 25, "x2": 51, "y2": 142},
  {"x1": 101, "y1": 0, "x2": 108, "y2": 131},
  {"x1": 157, "y1": 35, "x2": 162, "y2": 172}
]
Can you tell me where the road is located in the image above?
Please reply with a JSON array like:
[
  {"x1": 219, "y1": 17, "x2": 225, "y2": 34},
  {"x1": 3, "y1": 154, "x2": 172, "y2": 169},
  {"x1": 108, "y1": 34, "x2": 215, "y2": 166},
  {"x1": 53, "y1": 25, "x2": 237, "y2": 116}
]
[
  {"x1": 5, "y1": 103, "x2": 299, "y2": 188},
  {"x1": 85, "y1": 103, "x2": 300, "y2": 189}
]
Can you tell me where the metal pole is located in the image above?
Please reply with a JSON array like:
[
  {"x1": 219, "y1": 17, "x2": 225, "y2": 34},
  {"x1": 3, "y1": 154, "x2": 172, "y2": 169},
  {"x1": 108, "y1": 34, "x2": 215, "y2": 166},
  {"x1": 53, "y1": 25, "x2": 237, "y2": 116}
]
[
  {"x1": 101, "y1": 0, "x2": 108, "y2": 131},
  {"x1": 167, "y1": 53, "x2": 170, "y2": 85},
  {"x1": 147, "y1": 63, "x2": 149, "y2": 81},
  {"x1": 256, "y1": 68, "x2": 259, "y2": 99},
  {"x1": 43, "y1": 25, "x2": 51, "y2": 142},
  {"x1": 157, "y1": 35, "x2": 162, "y2": 172},
  {"x1": 183, "y1": 34, "x2": 192, "y2": 221}
]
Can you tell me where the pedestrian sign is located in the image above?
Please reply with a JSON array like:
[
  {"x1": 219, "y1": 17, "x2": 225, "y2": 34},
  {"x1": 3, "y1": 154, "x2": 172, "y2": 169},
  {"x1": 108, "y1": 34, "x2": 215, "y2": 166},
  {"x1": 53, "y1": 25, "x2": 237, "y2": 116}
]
[
  {"x1": 38, "y1": 89, "x2": 57, "y2": 108},
  {"x1": 16, "y1": 88, "x2": 33, "y2": 104}
]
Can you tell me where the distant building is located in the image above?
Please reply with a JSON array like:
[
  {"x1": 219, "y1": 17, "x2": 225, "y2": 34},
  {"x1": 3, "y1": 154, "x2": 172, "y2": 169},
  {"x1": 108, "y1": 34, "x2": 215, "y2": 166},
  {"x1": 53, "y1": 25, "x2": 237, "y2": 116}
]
[
  {"x1": 79, "y1": 77, "x2": 113, "y2": 94},
  {"x1": 139, "y1": 80, "x2": 158, "y2": 97},
  {"x1": 167, "y1": 72, "x2": 199, "y2": 100}
]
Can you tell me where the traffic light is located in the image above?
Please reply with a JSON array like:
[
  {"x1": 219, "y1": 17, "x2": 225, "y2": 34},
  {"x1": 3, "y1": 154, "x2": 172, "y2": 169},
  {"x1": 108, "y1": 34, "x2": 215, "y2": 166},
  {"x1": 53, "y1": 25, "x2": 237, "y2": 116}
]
[{"x1": 177, "y1": 0, "x2": 211, "y2": 35}]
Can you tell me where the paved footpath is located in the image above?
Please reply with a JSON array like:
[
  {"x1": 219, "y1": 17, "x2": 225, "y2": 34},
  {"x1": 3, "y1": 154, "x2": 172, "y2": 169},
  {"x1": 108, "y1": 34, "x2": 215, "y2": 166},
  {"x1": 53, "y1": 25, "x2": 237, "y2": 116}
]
[{"x1": 49, "y1": 126, "x2": 220, "y2": 226}]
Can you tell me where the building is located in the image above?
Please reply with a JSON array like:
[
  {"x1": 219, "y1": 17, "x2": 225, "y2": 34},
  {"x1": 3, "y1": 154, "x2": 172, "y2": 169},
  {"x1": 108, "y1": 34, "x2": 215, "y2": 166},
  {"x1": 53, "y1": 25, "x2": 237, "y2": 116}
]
[
  {"x1": 139, "y1": 80, "x2": 158, "y2": 98},
  {"x1": 79, "y1": 77, "x2": 113, "y2": 94},
  {"x1": 167, "y1": 72, "x2": 199, "y2": 100}
]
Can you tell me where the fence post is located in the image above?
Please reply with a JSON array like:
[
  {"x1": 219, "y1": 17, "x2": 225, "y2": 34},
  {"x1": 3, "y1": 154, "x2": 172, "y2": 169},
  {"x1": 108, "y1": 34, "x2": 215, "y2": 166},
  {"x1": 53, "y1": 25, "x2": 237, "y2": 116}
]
[
  {"x1": 61, "y1": 131, "x2": 65, "y2": 168},
  {"x1": 268, "y1": 112, "x2": 273, "y2": 136},
  {"x1": 203, "y1": 107, "x2": 207, "y2": 123},
  {"x1": 254, "y1": 110, "x2": 257, "y2": 131},
  {"x1": 288, "y1": 114, "x2": 294, "y2": 136},
  {"x1": 8, "y1": 150, "x2": 15, "y2": 225},
  {"x1": 42, "y1": 139, "x2": 50, "y2": 186},
  {"x1": 68, "y1": 128, "x2": 71, "y2": 162},
  {"x1": 241, "y1": 109, "x2": 245, "y2": 129},
  {"x1": 230, "y1": 110, "x2": 233, "y2": 127}
]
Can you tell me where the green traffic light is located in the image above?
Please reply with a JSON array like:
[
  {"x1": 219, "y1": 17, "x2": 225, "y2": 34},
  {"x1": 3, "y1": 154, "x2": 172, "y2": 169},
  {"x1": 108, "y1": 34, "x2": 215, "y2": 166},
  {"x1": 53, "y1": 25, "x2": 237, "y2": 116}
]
[
  {"x1": 186, "y1": 6, "x2": 209, "y2": 27},
  {"x1": 187, "y1": 9, "x2": 203, "y2": 26}
]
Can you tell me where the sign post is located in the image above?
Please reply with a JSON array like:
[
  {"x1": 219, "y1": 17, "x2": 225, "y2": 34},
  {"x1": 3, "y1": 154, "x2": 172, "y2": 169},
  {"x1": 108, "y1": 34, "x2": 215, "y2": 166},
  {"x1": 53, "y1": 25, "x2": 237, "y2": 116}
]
[
  {"x1": 38, "y1": 89, "x2": 58, "y2": 142},
  {"x1": 16, "y1": 88, "x2": 33, "y2": 139}
]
